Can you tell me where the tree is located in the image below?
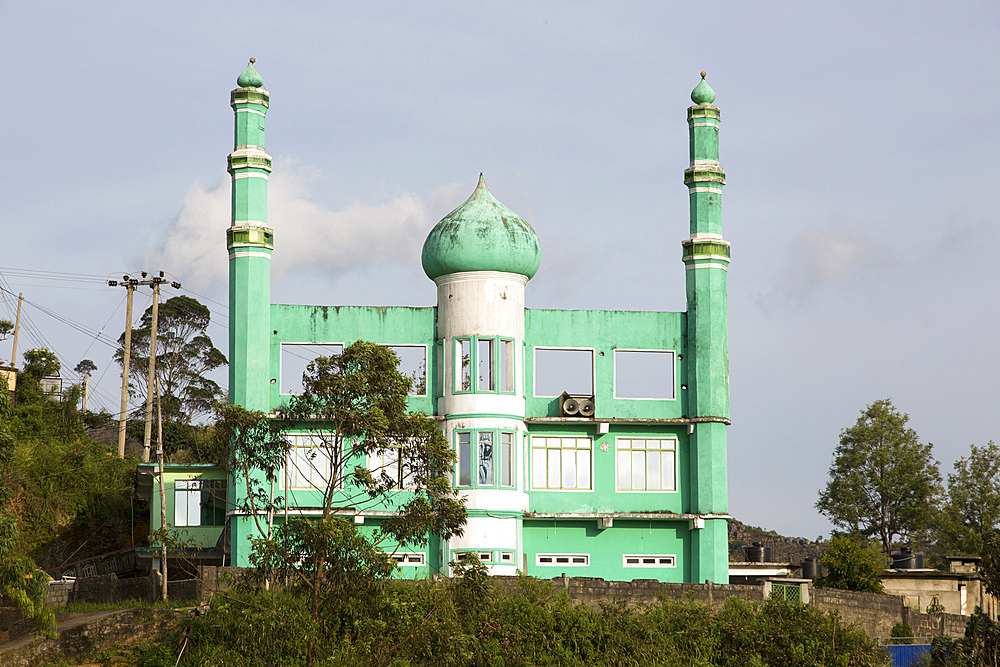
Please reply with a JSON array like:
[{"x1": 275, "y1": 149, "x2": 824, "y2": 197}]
[
  {"x1": 816, "y1": 399, "x2": 942, "y2": 553},
  {"x1": 74, "y1": 359, "x2": 97, "y2": 377},
  {"x1": 116, "y1": 295, "x2": 226, "y2": 424},
  {"x1": 22, "y1": 347, "x2": 59, "y2": 379},
  {"x1": 935, "y1": 442, "x2": 1000, "y2": 558},
  {"x1": 0, "y1": 382, "x2": 55, "y2": 636},
  {"x1": 221, "y1": 341, "x2": 466, "y2": 667},
  {"x1": 814, "y1": 536, "x2": 886, "y2": 593}
]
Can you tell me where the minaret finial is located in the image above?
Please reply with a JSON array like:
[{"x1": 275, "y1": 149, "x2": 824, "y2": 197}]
[
  {"x1": 691, "y1": 73, "x2": 716, "y2": 105},
  {"x1": 237, "y1": 59, "x2": 264, "y2": 88},
  {"x1": 701, "y1": 71, "x2": 707, "y2": 79}
]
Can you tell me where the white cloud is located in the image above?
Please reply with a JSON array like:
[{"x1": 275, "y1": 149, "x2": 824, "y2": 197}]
[
  {"x1": 145, "y1": 159, "x2": 456, "y2": 291},
  {"x1": 757, "y1": 226, "x2": 882, "y2": 311}
]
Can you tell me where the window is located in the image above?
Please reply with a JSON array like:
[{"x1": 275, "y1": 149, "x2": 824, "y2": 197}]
[
  {"x1": 454, "y1": 336, "x2": 515, "y2": 394},
  {"x1": 616, "y1": 438, "x2": 677, "y2": 491},
  {"x1": 533, "y1": 348, "x2": 594, "y2": 397},
  {"x1": 384, "y1": 345, "x2": 427, "y2": 397},
  {"x1": 390, "y1": 553, "x2": 426, "y2": 566},
  {"x1": 536, "y1": 553, "x2": 589, "y2": 566},
  {"x1": 370, "y1": 443, "x2": 417, "y2": 489},
  {"x1": 435, "y1": 340, "x2": 444, "y2": 396},
  {"x1": 457, "y1": 429, "x2": 516, "y2": 488},
  {"x1": 285, "y1": 433, "x2": 337, "y2": 489},
  {"x1": 623, "y1": 554, "x2": 676, "y2": 568},
  {"x1": 280, "y1": 343, "x2": 343, "y2": 394},
  {"x1": 613, "y1": 350, "x2": 676, "y2": 399},
  {"x1": 456, "y1": 338, "x2": 472, "y2": 392},
  {"x1": 174, "y1": 480, "x2": 225, "y2": 527},
  {"x1": 500, "y1": 339, "x2": 514, "y2": 392},
  {"x1": 531, "y1": 436, "x2": 592, "y2": 490}
]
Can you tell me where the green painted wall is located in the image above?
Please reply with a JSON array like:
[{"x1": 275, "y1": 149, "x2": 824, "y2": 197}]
[
  {"x1": 146, "y1": 465, "x2": 228, "y2": 549},
  {"x1": 523, "y1": 518, "x2": 690, "y2": 583},
  {"x1": 524, "y1": 309, "x2": 685, "y2": 419}
]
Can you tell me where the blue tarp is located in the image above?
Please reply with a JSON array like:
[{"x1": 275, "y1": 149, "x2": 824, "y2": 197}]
[{"x1": 882, "y1": 644, "x2": 931, "y2": 667}]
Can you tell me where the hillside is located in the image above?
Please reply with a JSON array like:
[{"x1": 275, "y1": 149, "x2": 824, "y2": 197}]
[{"x1": 728, "y1": 519, "x2": 827, "y2": 564}]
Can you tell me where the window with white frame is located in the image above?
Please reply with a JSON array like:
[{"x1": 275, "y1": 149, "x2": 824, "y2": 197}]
[
  {"x1": 531, "y1": 436, "x2": 592, "y2": 490},
  {"x1": 532, "y1": 347, "x2": 594, "y2": 397},
  {"x1": 174, "y1": 480, "x2": 225, "y2": 527},
  {"x1": 389, "y1": 553, "x2": 426, "y2": 566},
  {"x1": 280, "y1": 343, "x2": 344, "y2": 394},
  {"x1": 456, "y1": 429, "x2": 516, "y2": 488},
  {"x1": 616, "y1": 438, "x2": 677, "y2": 492},
  {"x1": 623, "y1": 554, "x2": 676, "y2": 567},
  {"x1": 285, "y1": 433, "x2": 337, "y2": 489},
  {"x1": 536, "y1": 553, "x2": 590, "y2": 566},
  {"x1": 613, "y1": 350, "x2": 676, "y2": 399},
  {"x1": 370, "y1": 442, "x2": 417, "y2": 489}
]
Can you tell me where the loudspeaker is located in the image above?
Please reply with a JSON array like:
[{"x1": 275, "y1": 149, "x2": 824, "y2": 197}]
[
  {"x1": 560, "y1": 392, "x2": 595, "y2": 417},
  {"x1": 578, "y1": 399, "x2": 595, "y2": 417},
  {"x1": 562, "y1": 397, "x2": 580, "y2": 415}
]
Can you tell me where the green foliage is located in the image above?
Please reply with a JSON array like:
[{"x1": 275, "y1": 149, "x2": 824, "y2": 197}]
[
  {"x1": 929, "y1": 609, "x2": 1000, "y2": 666},
  {"x1": 891, "y1": 622, "x2": 914, "y2": 644},
  {"x1": 22, "y1": 346, "x2": 60, "y2": 378},
  {"x1": 116, "y1": 295, "x2": 227, "y2": 424},
  {"x1": 816, "y1": 399, "x2": 942, "y2": 553},
  {"x1": 977, "y1": 530, "x2": 1000, "y2": 598},
  {"x1": 936, "y1": 441, "x2": 1000, "y2": 558},
  {"x1": 121, "y1": 578, "x2": 889, "y2": 667},
  {"x1": 73, "y1": 358, "x2": 97, "y2": 377},
  {"x1": 815, "y1": 536, "x2": 886, "y2": 593},
  {"x1": 0, "y1": 381, "x2": 55, "y2": 636}
]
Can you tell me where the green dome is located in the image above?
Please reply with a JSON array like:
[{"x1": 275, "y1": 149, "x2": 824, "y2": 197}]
[
  {"x1": 422, "y1": 175, "x2": 541, "y2": 280},
  {"x1": 691, "y1": 72, "x2": 716, "y2": 105},
  {"x1": 237, "y1": 59, "x2": 264, "y2": 88}
]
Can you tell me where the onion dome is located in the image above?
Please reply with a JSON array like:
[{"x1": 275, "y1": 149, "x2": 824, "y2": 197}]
[
  {"x1": 691, "y1": 72, "x2": 716, "y2": 105},
  {"x1": 422, "y1": 174, "x2": 542, "y2": 280},
  {"x1": 237, "y1": 58, "x2": 264, "y2": 88}
]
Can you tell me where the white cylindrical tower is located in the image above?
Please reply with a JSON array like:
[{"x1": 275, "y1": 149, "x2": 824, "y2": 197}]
[{"x1": 421, "y1": 174, "x2": 541, "y2": 574}]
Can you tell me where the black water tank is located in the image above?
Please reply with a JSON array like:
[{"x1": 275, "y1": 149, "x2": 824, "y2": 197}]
[
  {"x1": 891, "y1": 547, "x2": 915, "y2": 569},
  {"x1": 801, "y1": 557, "x2": 820, "y2": 579},
  {"x1": 745, "y1": 541, "x2": 772, "y2": 563}
]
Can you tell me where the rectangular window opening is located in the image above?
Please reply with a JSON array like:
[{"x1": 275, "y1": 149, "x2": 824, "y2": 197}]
[
  {"x1": 614, "y1": 350, "x2": 676, "y2": 400},
  {"x1": 623, "y1": 554, "x2": 676, "y2": 568},
  {"x1": 536, "y1": 553, "x2": 589, "y2": 567},
  {"x1": 477, "y1": 338, "x2": 495, "y2": 391},
  {"x1": 435, "y1": 340, "x2": 444, "y2": 397},
  {"x1": 384, "y1": 345, "x2": 427, "y2": 397},
  {"x1": 285, "y1": 433, "x2": 338, "y2": 490},
  {"x1": 280, "y1": 343, "x2": 344, "y2": 394},
  {"x1": 531, "y1": 436, "x2": 592, "y2": 490},
  {"x1": 478, "y1": 431, "x2": 495, "y2": 485},
  {"x1": 533, "y1": 348, "x2": 594, "y2": 397},
  {"x1": 457, "y1": 339, "x2": 472, "y2": 392},
  {"x1": 500, "y1": 339, "x2": 514, "y2": 392},
  {"x1": 457, "y1": 431, "x2": 472, "y2": 487},
  {"x1": 616, "y1": 438, "x2": 677, "y2": 492},
  {"x1": 500, "y1": 431, "x2": 514, "y2": 487}
]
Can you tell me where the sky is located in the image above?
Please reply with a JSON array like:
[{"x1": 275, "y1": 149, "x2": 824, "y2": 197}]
[{"x1": 2, "y1": 1, "x2": 999, "y2": 540}]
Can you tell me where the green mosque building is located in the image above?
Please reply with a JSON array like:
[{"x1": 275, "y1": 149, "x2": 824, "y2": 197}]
[{"x1": 148, "y1": 61, "x2": 732, "y2": 584}]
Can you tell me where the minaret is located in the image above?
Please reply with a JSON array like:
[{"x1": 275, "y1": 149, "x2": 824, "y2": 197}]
[
  {"x1": 681, "y1": 73, "x2": 730, "y2": 583},
  {"x1": 227, "y1": 59, "x2": 273, "y2": 411},
  {"x1": 421, "y1": 175, "x2": 542, "y2": 574}
]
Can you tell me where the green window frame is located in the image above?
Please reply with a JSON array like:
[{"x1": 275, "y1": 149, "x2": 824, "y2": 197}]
[
  {"x1": 453, "y1": 336, "x2": 516, "y2": 395},
  {"x1": 174, "y1": 480, "x2": 226, "y2": 527},
  {"x1": 455, "y1": 428, "x2": 516, "y2": 489}
]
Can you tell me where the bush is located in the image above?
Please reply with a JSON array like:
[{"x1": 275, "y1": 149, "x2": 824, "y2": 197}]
[{"x1": 815, "y1": 536, "x2": 886, "y2": 593}]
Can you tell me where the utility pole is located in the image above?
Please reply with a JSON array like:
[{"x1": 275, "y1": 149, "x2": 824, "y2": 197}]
[
  {"x1": 82, "y1": 373, "x2": 90, "y2": 412},
  {"x1": 10, "y1": 292, "x2": 22, "y2": 368},
  {"x1": 155, "y1": 376, "x2": 168, "y2": 601},
  {"x1": 108, "y1": 273, "x2": 180, "y2": 459}
]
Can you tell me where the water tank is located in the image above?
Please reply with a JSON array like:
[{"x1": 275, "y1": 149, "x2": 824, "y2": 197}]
[
  {"x1": 891, "y1": 547, "x2": 915, "y2": 569},
  {"x1": 801, "y1": 557, "x2": 820, "y2": 579},
  {"x1": 914, "y1": 552, "x2": 925, "y2": 569},
  {"x1": 744, "y1": 541, "x2": 772, "y2": 563}
]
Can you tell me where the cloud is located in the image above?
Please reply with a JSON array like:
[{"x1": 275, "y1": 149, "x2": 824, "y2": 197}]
[
  {"x1": 757, "y1": 226, "x2": 882, "y2": 312},
  {"x1": 145, "y1": 158, "x2": 453, "y2": 291}
]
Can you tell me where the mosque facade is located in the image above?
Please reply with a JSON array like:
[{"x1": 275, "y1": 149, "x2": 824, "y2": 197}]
[{"x1": 224, "y1": 61, "x2": 731, "y2": 583}]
